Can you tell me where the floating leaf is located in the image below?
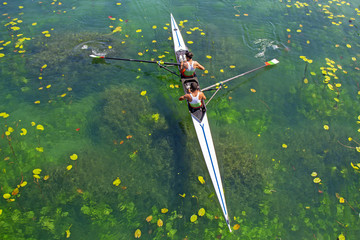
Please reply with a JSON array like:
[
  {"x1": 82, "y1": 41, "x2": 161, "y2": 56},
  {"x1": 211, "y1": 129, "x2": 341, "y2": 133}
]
[
  {"x1": 113, "y1": 177, "x2": 121, "y2": 186},
  {"x1": 338, "y1": 233, "x2": 345, "y2": 240},
  {"x1": 313, "y1": 177, "x2": 321, "y2": 183},
  {"x1": 36, "y1": 147, "x2": 44, "y2": 152},
  {"x1": 33, "y1": 168, "x2": 42, "y2": 175},
  {"x1": 152, "y1": 113, "x2": 159, "y2": 122},
  {"x1": 161, "y1": 208, "x2": 168, "y2": 213},
  {"x1": 146, "y1": 215, "x2": 153, "y2": 222},
  {"x1": 233, "y1": 224, "x2": 240, "y2": 230},
  {"x1": 70, "y1": 154, "x2": 78, "y2": 160},
  {"x1": 198, "y1": 176, "x2": 205, "y2": 184},
  {"x1": 134, "y1": 229, "x2": 141, "y2": 238},
  {"x1": 65, "y1": 229, "x2": 71, "y2": 238},
  {"x1": 36, "y1": 124, "x2": 44, "y2": 131},
  {"x1": 20, "y1": 181, "x2": 27, "y2": 187},
  {"x1": 11, "y1": 188, "x2": 19, "y2": 196},
  {"x1": 157, "y1": 219, "x2": 163, "y2": 227},
  {"x1": 198, "y1": 208, "x2": 205, "y2": 216},
  {"x1": 351, "y1": 162, "x2": 359, "y2": 169},
  {"x1": 3, "y1": 193, "x2": 11, "y2": 199},
  {"x1": 179, "y1": 193, "x2": 186, "y2": 198},
  {"x1": 190, "y1": 215, "x2": 198, "y2": 222}
]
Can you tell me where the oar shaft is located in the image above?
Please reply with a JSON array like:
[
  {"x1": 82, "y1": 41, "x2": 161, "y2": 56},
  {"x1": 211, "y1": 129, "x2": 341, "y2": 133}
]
[
  {"x1": 90, "y1": 55, "x2": 180, "y2": 66},
  {"x1": 202, "y1": 65, "x2": 265, "y2": 91},
  {"x1": 201, "y1": 59, "x2": 279, "y2": 91}
]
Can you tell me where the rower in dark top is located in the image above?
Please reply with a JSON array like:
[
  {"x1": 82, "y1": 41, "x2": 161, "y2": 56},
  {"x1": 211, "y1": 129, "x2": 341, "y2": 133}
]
[
  {"x1": 180, "y1": 52, "x2": 205, "y2": 78},
  {"x1": 179, "y1": 82, "x2": 206, "y2": 108}
]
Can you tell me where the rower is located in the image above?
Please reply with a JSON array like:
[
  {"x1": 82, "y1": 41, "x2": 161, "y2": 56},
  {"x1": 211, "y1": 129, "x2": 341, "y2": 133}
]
[
  {"x1": 180, "y1": 52, "x2": 205, "y2": 78},
  {"x1": 179, "y1": 82, "x2": 206, "y2": 108}
]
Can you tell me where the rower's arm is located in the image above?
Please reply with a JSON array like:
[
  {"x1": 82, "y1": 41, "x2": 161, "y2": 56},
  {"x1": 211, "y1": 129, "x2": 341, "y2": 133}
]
[
  {"x1": 200, "y1": 92, "x2": 206, "y2": 100},
  {"x1": 196, "y1": 62, "x2": 205, "y2": 70},
  {"x1": 179, "y1": 94, "x2": 191, "y2": 101},
  {"x1": 180, "y1": 61, "x2": 187, "y2": 70}
]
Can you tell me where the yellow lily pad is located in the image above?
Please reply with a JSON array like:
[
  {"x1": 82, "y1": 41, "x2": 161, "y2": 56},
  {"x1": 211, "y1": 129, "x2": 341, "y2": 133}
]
[
  {"x1": 134, "y1": 229, "x2": 141, "y2": 238},
  {"x1": 146, "y1": 215, "x2": 153, "y2": 222},
  {"x1": 113, "y1": 177, "x2": 121, "y2": 186},
  {"x1": 313, "y1": 177, "x2": 321, "y2": 183},
  {"x1": 157, "y1": 219, "x2": 163, "y2": 227},
  {"x1": 198, "y1": 176, "x2": 205, "y2": 184},
  {"x1": 233, "y1": 223, "x2": 240, "y2": 230},
  {"x1": 3, "y1": 193, "x2": 11, "y2": 199},
  {"x1": 20, "y1": 181, "x2": 27, "y2": 187},
  {"x1": 198, "y1": 208, "x2": 205, "y2": 216},
  {"x1": 190, "y1": 214, "x2": 197, "y2": 222},
  {"x1": 33, "y1": 168, "x2": 42, "y2": 174}
]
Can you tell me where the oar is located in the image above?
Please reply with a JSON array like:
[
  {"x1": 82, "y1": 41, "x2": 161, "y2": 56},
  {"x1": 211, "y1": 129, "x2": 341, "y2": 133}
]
[
  {"x1": 89, "y1": 54, "x2": 180, "y2": 66},
  {"x1": 201, "y1": 59, "x2": 279, "y2": 91}
]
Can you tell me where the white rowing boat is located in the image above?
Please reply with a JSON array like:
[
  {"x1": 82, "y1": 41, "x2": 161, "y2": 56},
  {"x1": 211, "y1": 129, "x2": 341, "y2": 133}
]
[{"x1": 170, "y1": 13, "x2": 232, "y2": 232}]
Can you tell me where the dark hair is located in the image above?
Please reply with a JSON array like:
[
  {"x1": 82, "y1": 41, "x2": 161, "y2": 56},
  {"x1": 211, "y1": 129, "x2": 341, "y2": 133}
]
[
  {"x1": 185, "y1": 52, "x2": 193, "y2": 59},
  {"x1": 190, "y1": 82, "x2": 198, "y2": 91}
]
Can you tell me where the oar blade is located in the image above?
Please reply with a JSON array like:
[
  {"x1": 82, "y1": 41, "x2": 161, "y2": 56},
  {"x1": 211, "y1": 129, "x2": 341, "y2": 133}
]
[
  {"x1": 265, "y1": 59, "x2": 279, "y2": 66},
  {"x1": 89, "y1": 55, "x2": 104, "y2": 59}
]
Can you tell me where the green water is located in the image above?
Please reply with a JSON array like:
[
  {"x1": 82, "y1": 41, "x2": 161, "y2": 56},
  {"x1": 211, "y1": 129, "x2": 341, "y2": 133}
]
[{"x1": 1, "y1": 0, "x2": 360, "y2": 239}]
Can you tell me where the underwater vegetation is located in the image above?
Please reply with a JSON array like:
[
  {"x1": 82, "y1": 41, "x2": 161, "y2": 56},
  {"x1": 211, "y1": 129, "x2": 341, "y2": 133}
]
[{"x1": 1, "y1": 0, "x2": 360, "y2": 239}]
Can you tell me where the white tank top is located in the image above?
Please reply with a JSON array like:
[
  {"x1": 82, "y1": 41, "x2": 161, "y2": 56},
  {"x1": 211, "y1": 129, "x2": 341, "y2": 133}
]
[
  {"x1": 183, "y1": 61, "x2": 195, "y2": 76},
  {"x1": 189, "y1": 91, "x2": 202, "y2": 108}
]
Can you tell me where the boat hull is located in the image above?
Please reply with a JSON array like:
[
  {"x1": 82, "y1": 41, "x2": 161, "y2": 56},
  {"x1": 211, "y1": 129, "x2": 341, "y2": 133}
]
[{"x1": 170, "y1": 13, "x2": 231, "y2": 232}]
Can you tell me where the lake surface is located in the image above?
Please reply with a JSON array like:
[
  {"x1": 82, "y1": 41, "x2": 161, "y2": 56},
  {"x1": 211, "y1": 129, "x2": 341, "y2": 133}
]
[{"x1": 1, "y1": 0, "x2": 360, "y2": 239}]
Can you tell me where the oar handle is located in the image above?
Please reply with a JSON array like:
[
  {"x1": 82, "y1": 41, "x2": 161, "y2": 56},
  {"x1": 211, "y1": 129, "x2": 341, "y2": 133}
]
[{"x1": 89, "y1": 55, "x2": 180, "y2": 66}]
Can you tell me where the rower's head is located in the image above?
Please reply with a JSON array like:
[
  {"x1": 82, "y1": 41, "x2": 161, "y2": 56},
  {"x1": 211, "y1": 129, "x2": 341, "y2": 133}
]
[
  {"x1": 185, "y1": 52, "x2": 193, "y2": 60},
  {"x1": 190, "y1": 82, "x2": 198, "y2": 91}
]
